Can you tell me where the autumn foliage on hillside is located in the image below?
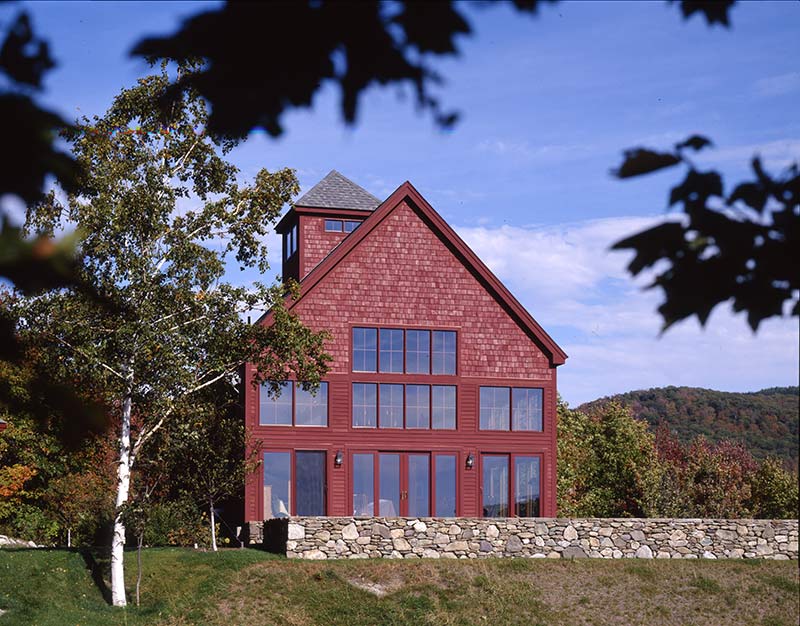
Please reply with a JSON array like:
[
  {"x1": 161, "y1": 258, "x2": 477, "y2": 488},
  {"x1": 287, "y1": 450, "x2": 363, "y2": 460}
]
[
  {"x1": 578, "y1": 386, "x2": 799, "y2": 470},
  {"x1": 558, "y1": 400, "x2": 799, "y2": 519}
]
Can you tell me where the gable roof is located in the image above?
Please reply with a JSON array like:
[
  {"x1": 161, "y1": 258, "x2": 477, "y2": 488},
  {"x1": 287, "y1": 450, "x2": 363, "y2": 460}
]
[
  {"x1": 265, "y1": 181, "x2": 567, "y2": 367},
  {"x1": 294, "y1": 170, "x2": 381, "y2": 211}
]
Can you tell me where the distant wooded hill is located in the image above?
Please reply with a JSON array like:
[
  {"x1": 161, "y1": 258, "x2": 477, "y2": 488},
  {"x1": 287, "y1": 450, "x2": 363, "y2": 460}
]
[{"x1": 578, "y1": 386, "x2": 799, "y2": 470}]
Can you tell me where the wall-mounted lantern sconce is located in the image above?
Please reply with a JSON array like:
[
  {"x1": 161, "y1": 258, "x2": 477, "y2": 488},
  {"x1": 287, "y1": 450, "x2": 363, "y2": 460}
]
[
  {"x1": 334, "y1": 450, "x2": 343, "y2": 467},
  {"x1": 465, "y1": 453, "x2": 474, "y2": 469}
]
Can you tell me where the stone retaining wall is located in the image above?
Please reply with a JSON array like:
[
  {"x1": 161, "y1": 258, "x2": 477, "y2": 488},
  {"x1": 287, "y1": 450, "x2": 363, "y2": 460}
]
[{"x1": 249, "y1": 517, "x2": 798, "y2": 560}]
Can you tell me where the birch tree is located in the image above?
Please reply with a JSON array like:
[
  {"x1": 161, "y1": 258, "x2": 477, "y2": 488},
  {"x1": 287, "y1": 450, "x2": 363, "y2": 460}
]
[{"x1": 16, "y1": 64, "x2": 330, "y2": 607}]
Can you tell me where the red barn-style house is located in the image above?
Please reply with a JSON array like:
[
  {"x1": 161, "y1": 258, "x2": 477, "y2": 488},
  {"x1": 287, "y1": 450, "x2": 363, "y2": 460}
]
[{"x1": 244, "y1": 171, "x2": 567, "y2": 523}]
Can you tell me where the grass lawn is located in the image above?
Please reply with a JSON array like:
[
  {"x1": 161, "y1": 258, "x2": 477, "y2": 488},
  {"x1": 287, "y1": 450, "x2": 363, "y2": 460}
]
[{"x1": 0, "y1": 548, "x2": 797, "y2": 625}]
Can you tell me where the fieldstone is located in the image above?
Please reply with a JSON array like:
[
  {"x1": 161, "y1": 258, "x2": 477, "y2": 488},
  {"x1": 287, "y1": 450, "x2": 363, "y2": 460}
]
[
  {"x1": 304, "y1": 549, "x2": 327, "y2": 560},
  {"x1": 335, "y1": 540, "x2": 347, "y2": 554},
  {"x1": 534, "y1": 536, "x2": 545, "y2": 547},
  {"x1": 563, "y1": 525, "x2": 578, "y2": 541},
  {"x1": 598, "y1": 527, "x2": 614, "y2": 537},
  {"x1": 656, "y1": 551, "x2": 671, "y2": 559},
  {"x1": 736, "y1": 525, "x2": 749, "y2": 536},
  {"x1": 506, "y1": 535, "x2": 523, "y2": 553},
  {"x1": 393, "y1": 537, "x2": 412, "y2": 551},
  {"x1": 716, "y1": 529, "x2": 736, "y2": 541},
  {"x1": 702, "y1": 551, "x2": 717, "y2": 559},
  {"x1": 480, "y1": 540, "x2": 494, "y2": 552},
  {"x1": 728, "y1": 548, "x2": 744, "y2": 559},
  {"x1": 356, "y1": 536, "x2": 371, "y2": 545},
  {"x1": 445, "y1": 541, "x2": 469, "y2": 552},
  {"x1": 372, "y1": 523, "x2": 391, "y2": 539},
  {"x1": 787, "y1": 541, "x2": 798, "y2": 552},
  {"x1": 390, "y1": 529, "x2": 404, "y2": 539},
  {"x1": 286, "y1": 540, "x2": 297, "y2": 551},
  {"x1": 630, "y1": 530, "x2": 646, "y2": 542},
  {"x1": 762, "y1": 526, "x2": 775, "y2": 539},
  {"x1": 448, "y1": 524, "x2": 462, "y2": 535},
  {"x1": 422, "y1": 549, "x2": 440, "y2": 559},
  {"x1": 435, "y1": 533, "x2": 450, "y2": 546},
  {"x1": 287, "y1": 523, "x2": 305, "y2": 540},
  {"x1": 342, "y1": 523, "x2": 359, "y2": 541},
  {"x1": 413, "y1": 521, "x2": 427, "y2": 533},
  {"x1": 316, "y1": 530, "x2": 331, "y2": 542},
  {"x1": 563, "y1": 546, "x2": 588, "y2": 559},
  {"x1": 546, "y1": 551, "x2": 561, "y2": 559},
  {"x1": 486, "y1": 524, "x2": 500, "y2": 538},
  {"x1": 612, "y1": 550, "x2": 623, "y2": 559},
  {"x1": 635, "y1": 545, "x2": 653, "y2": 559}
]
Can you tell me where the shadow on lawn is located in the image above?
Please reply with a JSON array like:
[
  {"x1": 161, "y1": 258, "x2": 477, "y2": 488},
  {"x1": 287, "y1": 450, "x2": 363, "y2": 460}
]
[{"x1": 79, "y1": 549, "x2": 112, "y2": 605}]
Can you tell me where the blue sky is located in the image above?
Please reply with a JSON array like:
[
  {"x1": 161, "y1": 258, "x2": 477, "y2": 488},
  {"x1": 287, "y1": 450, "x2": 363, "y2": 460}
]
[{"x1": 13, "y1": 1, "x2": 800, "y2": 404}]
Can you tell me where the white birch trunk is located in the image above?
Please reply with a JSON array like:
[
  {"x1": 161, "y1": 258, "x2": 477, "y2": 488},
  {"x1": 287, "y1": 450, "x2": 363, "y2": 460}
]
[
  {"x1": 209, "y1": 499, "x2": 217, "y2": 552},
  {"x1": 111, "y1": 392, "x2": 132, "y2": 607},
  {"x1": 67, "y1": 528, "x2": 71, "y2": 548}
]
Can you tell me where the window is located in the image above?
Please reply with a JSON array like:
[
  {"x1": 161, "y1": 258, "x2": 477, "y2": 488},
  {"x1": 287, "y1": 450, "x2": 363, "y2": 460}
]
[
  {"x1": 432, "y1": 330, "x2": 456, "y2": 375},
  {"x1": 482, "y1": 455, "x2": 509, "y2": 517},
  {"x1": 479, "y1": 387, "x2": 510, "y2": 430},
  {"x1": 352, "y1": 453, "x2": 374, "y2": 516},
  {"x1": 480, "y1": 386, "x2": 543, "y2": 431},
  {"x1": 405, "y1": 385, "x2": 430, "y2": 429},
  {"x1": 514, "y1": 456, "x2": 540, "y2": 517},
  {"x1": 353, "y1": 383, "x2": 456, "y2": 429},
  {"x1": 482, "y1": 454, "x2": 541, "y2": 518},
  {"x1": 379, "y1": 454, "x2": 400, "y2": 516},
  {"x1": 263, "y1": 452, "x2": 291, "y2": 518},
  {"x1": 432, "y1": 385, "x2": 456, "y2": 429},
  {"x1": 352, "y1": 383, "x2": 377, "y2": 427},
  {"x1": 344, "y1": 220, "x2": 360, "y2": 232},
  {"x1": 352, "y1": 327, "x2": 377, "y2": 372},
  {"x1": 263, "y1": 451, "x2": 326, "y2": 518},
  {"x1": 260, "y1": 382, "x2": 328, "y2": 426},
  {"x1": 379, "y1": 383, "x2": 403, "y2": 428},
  {"x1": 408, "y1": 454, "x2": 430, "y2": 517},
  {"x1": 284, "y1": 224, "x2": 298, "y2": 259},
  {"x1": 324, "y1": 219, "x2": 342, "y2": 232},
  {"x1": 405, "y1": 330, "x2": 430, "y2": 374},
  {"x1": 296, "y1": 384, "x2": 328, "y2": 426},
  {"x1": 379, "y1": 328, "x2": 403, "y2": 373},
  {"x1": 352, "y1": 327, "x2": 457, "y2": 374},
  {"x1": 434, "y1": 454, "x2": 457, "y2": 516},
  {"x1": 260, "y1": 382, "x2": 293, "y2": 425},
  {"x1": 512, "y1": 388, "x2": 543, "y2": 431}
]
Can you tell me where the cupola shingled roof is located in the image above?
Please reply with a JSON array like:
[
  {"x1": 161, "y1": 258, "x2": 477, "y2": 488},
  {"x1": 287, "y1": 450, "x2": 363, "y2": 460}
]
[{"x1": 294, "y1": 170, "x2": 381, "y2": 211}]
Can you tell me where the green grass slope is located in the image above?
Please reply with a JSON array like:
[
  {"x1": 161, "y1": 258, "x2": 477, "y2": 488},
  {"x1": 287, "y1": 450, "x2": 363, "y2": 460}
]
[
  {"x1": 0, "y1": 548, "x2": 798, "y2": 626},
  {"x1": 578, "y1": 386, "x2": 799, "y2": 468}
]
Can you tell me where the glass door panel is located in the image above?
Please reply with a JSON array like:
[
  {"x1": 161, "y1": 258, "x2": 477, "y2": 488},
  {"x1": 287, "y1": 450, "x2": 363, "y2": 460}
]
[
  {"x1": 296, "y1": 451, "x2": 326, "y2": 516},
  {"x1": 407, "y1": 454, "x2": 430, "y2": 517},
  {"x1": 352, "y1": 453, "x2": 374, "y2": 516},
  {"x1": 482, "y1": 455, "x2": 509, "y2": 517},
  {"x1": 434, "y1": 454, "x2": 456, "y2": 516},
  {"x1": 514, "y1": 456, "x2": 540, "y2": 517},
  {"x1": 379, "y1": 453, "x2": 400, "y2": 516},
  {"x1": 263, "y1": 452, "x2": 291, "y2": 518}
]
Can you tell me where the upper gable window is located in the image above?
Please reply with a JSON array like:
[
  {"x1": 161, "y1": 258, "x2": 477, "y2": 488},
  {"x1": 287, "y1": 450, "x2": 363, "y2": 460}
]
[
  {"x1": 344, "y1": 220, "x2": 361, "y2": 233},
  {"x1": 432, "y1": 330, "x2": 456, "y2": 375},
  {"x1": 352, "y1": 327, "x2": 377, "y2": 372},
  {"x1": 352, "y1": 327, "x2": 457, "y2": 375},
  {"x1": 324, "y1": 219, "x2": 343, "y2": 232},
  {"x1": 379, "y1": 328, "x2": 403, "y2": 373},
  {"x1": 405, "y1": 330, "x2": 431, "y2": 374}
]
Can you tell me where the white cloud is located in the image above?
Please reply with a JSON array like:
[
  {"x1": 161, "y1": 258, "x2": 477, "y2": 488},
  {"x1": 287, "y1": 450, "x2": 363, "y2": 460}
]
[
  {"x1": 754, "y1": 72, "x2": 800, "y2": 98},
  {"x1": 455, "y1": 217, "x2": 799, "y2": 406},
  {"x1": 475, "y1": 139, "x2": 598, "y2": 163},
  {"x1": 697, "y1": 138, "x2": 800, "y2": 169}
]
